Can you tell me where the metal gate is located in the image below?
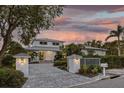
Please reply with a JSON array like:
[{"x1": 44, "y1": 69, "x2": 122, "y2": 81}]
[{"x1": 80, "y1": 58, "x2": 101, "y2": 65}]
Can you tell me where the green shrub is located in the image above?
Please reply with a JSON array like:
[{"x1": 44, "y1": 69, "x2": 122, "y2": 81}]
[
  {"x1": 54, "y1": 61, "x2": 67, "y2": 71},
  {"x1": 101, "y1": 55, "x2": 124, "y2": 69},
  {"x1": 54, "y1": 61, "x2": 67, "y2": 67},
  {"x1": 0, "y1": 68, "x2": 27, "y2": 88},
  {"x1": 79, "y1": 64, "x2": 102, "y2": 76},
  {"x1": 95, "y1": 65, "x2": 102, "y2": 72},
  {"x1": 54, "y1": 51, "x2": 63, "y2": 61},
  {"x1": 91, "y1": 67, "x2": 98, "y2": 74},
  {"x1": 1, "y1": 55, "x2": 15, "y2": 68},
  {"x1": 88, "y1": 65, "x2": 94, "y2": 73},
  {"x1": 80, "y1": 64, "x2": 89, "y2": 74}
]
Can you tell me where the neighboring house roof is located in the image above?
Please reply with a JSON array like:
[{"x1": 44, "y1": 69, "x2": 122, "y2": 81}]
[
  {"x1": 13, "y1": 53, "x2": 31, "y2": 58},
  {"x1": 83, "y1": 46, "x2": 107, "y2": 51},
  {"x1": 25, "y1": 46, "x2": 61, "y2": 51},
  {"x1": 31, "y1": 38, "x2": 64, "y2": 44}
]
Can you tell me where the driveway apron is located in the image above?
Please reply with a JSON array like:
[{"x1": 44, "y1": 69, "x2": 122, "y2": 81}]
[{"x1": 23, "y1": 63, "x2": 93, "y2": 88}]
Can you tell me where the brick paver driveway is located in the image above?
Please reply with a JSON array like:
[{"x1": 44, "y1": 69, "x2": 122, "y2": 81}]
[{"x1": 23, "y1": 63, "x2": 92, "y2": 88}]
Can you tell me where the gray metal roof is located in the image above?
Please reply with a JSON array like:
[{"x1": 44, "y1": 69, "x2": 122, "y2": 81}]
[{"x1": 14, "y1": 53, "x2": 31, "y2": 58}]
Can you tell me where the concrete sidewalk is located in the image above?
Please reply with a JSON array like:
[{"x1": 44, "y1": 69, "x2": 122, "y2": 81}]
[{"x1": 106, "y1": 69, "x2": 124, "y2": 75}]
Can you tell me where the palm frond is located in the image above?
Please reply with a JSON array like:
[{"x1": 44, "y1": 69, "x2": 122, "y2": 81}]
[
  {"x1": 105, "y1": 35, "x2": 117, "y2": 41},
  {"x1": 117, "y1": 25, "x2": 124, "y2": 34},
  {"x1": 110, "y1": 30, "x2": 118, "y2": 35}
]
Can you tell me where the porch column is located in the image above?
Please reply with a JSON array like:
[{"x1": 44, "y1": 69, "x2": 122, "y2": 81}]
[{"x1": 35, "y1": 51, "x2": 40, "y2": 62}]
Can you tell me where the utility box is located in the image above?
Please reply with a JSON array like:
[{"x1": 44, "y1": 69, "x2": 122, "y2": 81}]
[
  {"x1": 67, "y1": 54, "x2": 82, "y2": 73},
  {"x1": 14, "y1": 53, "x2": 31, "y2": 77}
]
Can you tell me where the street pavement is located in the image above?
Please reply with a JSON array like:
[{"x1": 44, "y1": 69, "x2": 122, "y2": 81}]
[{"x1": 73, "y1": 76, "x2": 124, "y2": 88}]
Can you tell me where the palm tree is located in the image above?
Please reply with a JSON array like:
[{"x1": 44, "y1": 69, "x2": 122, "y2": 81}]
[
  {"x1": 84, "y1": 40, "x2": 103, "y2": 48},
  {"x1": 105, "y1": 25, "x2": 124, "y2": 56}
]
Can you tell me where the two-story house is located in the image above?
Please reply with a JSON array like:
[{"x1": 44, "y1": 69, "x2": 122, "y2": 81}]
[{"x1": 25, "y1": 38, "x2": 64, "y2": 62}]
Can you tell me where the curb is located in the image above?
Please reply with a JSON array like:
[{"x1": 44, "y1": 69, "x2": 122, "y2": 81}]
[{"x1": 67, "y1": 76, "x2": 111, "y2": 88}]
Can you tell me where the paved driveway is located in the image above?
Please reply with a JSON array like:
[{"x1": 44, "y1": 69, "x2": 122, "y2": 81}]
[{"x1": 23, "y1": 63, "x2": 92, "y2": 88}]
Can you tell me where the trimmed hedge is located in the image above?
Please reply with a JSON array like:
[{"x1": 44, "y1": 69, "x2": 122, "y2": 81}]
[
  {"x1": 1, "y1": 54, "x2": 15, "y2": 68},
  {"x1": 101, "y1": 55, "x2": 124, "y2": 69},
  {"x1": 0, "y1": 68, "x2": 27, "y2": 88},
  {"x1": 54, "y1": 61, "x2": 67, "y2": 70},
  {"x1": 54, "y1": 61, "x2": 67, "y2": 67}
]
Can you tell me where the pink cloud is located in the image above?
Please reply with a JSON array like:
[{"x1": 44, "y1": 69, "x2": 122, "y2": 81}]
[
  {"x1": 53, "y1": 16, "x2": 71, "y2": 25},
  {"x1": 37, "y1": 30, "x2": 85, "y2": 42},
  {"x1": 89, "y1": 19, "x2": 113, "y2": 25},
  {"x1": 84, "y1": 17, "x2": 124, "y2": 30},
  {"x1": 37, "y1": 30, "x2": 111, "y2": 44}
]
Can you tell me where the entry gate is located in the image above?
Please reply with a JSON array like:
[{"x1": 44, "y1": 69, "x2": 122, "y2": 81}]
[{"x1": 80, "y1": 58, "x2": 101, "y2": 65}]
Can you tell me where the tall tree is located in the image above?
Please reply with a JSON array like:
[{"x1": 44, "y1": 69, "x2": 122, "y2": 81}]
[
  {"x1": 103, "y1": 41, "x2": 118, "y2": 55},
  {"x1": 5, "y1": 41, "x2": 26, "y2": 55},
  {"x1": 105, "y1": 25, "x2": 124, "y2": 56},
  {"x1": 0, "y1": 5, "x2": 63, "y2": 65},
  {"x1": 64, "y1": 43, "x2": 82, "y2": 56},
  {"x1": 84, "y1": 40, "x2": 103, "y2": 48},
  {"x1": 83, "y1": 41, "x2": 92, "y2": 46}
]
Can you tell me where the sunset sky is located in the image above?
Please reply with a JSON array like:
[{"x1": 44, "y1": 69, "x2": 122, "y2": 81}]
[{"x1": 37, "y1": 5, "x2": 124, "y2": 44}]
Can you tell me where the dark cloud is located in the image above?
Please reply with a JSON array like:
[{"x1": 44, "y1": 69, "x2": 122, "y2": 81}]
[
  {"x1": 53, "y1": 16, "x2": 74, "y2": 27},
  {"x1": 54, "y1": 18, "x2": 72, "y2": 26},
  {"x1": 71, "y1": 24, "x2": 110, "y2": 33},
  {"x1": 83, "y1": 17, "x2": 124, "y2": 25}
]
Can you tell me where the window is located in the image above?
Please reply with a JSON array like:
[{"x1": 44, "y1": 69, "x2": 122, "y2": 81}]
[
  {"x1": 40, "y1": 41, "x2": 47, "y2": 45},
  {"x1": 53, "y1": 42, "x2": 59, "y2": 46},
  {"x1": 56, "y1": 43, "x2": 59, "y2": 45},
  {"x1": 40, "y1": 42, "x2": 43, "y2": 44},
  {"x1": 44, "y1": 42, "x2": 47, "y2": 45}
]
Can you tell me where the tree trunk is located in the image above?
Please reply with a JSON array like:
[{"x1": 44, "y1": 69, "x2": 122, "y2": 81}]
[
  {"x1": 0, "y1": 37, "x2": 11, "y2": 66},
  {"x1": 117, "y1": 36, "x2": 121, "y2": 56}
]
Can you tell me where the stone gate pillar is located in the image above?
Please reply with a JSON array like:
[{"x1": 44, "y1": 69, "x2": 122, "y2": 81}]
[
  {"x1": 14, "y1": 53, "x2": 31, "y2": 77},
  {"x1": 67, "y1": 54, "x2": 82, "y2": 73}
]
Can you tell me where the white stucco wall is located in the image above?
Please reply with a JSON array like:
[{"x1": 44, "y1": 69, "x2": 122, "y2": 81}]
[
  {"x1": 81, "y1": 50, "x2": 88, "y2": 55},
  {"x1": 30, "y1": 39, "x2": 63, "y2": 62},
  {"x1": 94, "y1": 50, "x2": 106, "y2": 56},
  {"x1": 32, "y1": 40, "x2": 63, "y2": 48}
]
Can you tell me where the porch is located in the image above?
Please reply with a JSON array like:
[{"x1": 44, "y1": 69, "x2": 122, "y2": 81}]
[
  {"x1": 25, "y1": 46, "x2": 60, "y2": 63},
  {"x1": 29, "y1": 50, "x2": 57, "y2": 63}
]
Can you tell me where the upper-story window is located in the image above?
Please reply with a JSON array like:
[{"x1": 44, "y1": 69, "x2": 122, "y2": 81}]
[
  {"x1": 40, "y1": 41, "x2": 47, "y2": 45},
  {"x1": 53, "y1": 42, "x2": 59, "y2": 46}
]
